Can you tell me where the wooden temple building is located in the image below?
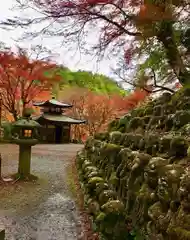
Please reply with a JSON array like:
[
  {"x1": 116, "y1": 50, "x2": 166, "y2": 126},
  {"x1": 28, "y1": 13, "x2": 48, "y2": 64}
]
[{"x1": 33, "y1": 97, "x2": 86, "y2": 143}]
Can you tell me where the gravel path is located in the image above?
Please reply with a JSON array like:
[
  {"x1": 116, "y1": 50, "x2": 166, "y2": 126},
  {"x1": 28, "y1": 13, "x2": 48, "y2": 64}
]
[{"x1": 0, "y1": 144, "x2": 84, "y2": 240}]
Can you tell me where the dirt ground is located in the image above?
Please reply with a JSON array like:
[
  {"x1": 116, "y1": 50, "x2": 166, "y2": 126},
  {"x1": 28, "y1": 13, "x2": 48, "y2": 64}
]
[{"x1": 0, "y1": 144, "x2": 84, "y2": 240}]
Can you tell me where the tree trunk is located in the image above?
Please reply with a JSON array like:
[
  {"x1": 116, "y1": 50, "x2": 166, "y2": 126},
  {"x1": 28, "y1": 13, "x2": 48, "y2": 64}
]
[
  {"x1": 157, "y1": 21, "x2": 190, "y2": 85},
  {"x1": 12, "y1": 111, "x2": 18, "y2": 121}
]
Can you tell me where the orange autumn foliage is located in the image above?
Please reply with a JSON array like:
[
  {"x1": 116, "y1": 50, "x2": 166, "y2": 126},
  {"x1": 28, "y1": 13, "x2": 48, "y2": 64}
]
[
  {"x1": 0, "y1": 48, "x2": 60, "y2": 120},
  {"x1": 138, "y1": 3, "x2": 173, "y2": 23},
  {"x1": 59, "y1": 88, "x2": 149, "y2": 140}
]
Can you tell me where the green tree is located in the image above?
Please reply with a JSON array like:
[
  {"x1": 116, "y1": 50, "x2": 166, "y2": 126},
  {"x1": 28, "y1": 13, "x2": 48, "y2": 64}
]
[{"x1": 54, "y1": 68, "x2": 127, "y2": 96}]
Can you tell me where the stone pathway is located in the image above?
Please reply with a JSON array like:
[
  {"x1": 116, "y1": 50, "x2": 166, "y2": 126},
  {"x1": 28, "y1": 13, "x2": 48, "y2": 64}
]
[{"x1": 0, "y1": 144, "x2": 83, "y2": 240}]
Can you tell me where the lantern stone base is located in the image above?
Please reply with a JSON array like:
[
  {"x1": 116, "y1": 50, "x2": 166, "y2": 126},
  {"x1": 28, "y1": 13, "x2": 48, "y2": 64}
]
[
  {"x1": 19, "y1": 145, "x2": 31, "y2": 176},
  {"x1": 12, "y1": 145, "x2": 38, "y2": 181},
  {"x1": 12, "y1": 172, "x2": 38, "y2": 181}
]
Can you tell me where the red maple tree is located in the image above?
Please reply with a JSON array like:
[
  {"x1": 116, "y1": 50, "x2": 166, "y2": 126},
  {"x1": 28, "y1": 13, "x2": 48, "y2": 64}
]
[
  {"x1": 110, "y1": 89, "x2": 150, "y2": 117},
  {"x1": 60, "y1": 87, "x2": 149, "y2": 140},
  {"x1": 0, "y1": 48, "x2": 60, "y2": 120},
  {"x1": 30, "y1": 0, "x2": 189, "y2": 85},
  {"x1": 60, "y1": 88, "x2": 116, "y2": 139}
]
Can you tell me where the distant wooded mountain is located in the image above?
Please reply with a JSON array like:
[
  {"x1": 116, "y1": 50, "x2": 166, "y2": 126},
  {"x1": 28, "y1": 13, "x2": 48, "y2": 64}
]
[{"x1": 54, "y1": 68, "x2": 127, "y2": 95}]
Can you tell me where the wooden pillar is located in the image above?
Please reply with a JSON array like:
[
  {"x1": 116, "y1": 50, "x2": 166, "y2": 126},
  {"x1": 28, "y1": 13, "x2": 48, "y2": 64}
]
[{"x1": 68, "y1": 125, "x2": 71, "y2": 143}]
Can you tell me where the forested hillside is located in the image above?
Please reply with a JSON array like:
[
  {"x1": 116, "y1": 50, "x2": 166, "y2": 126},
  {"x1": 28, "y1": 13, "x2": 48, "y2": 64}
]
[{"x1": 54, "y1": 67, "x2": 127, "y2": 96}]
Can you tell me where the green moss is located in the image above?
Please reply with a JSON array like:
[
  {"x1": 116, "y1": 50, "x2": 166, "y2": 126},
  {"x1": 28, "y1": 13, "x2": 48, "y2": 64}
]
[
  {"x1": 118, "y1": 117, "x2": 129, "y2": 133},
  {"x1": 99, "y1": 190, "x2": 117, "y2": 205},
  {"x1": 146, "y1": 116, "x2": 161, "y2": 130},
  {"x1": 172, "y1": 228, "x2": 190, "y2": 240},
  {"x1": 88, "y1": 177, "x2": 105, "y2": 192},
  {"x1": 179, "y1": 123, "x2": 190, "y2": 135},
  {"x1": 153, "y1": 105, "x2": 162, "y2": 116},
  {"x1": 123, "y1": 133, "x2": 134, "y2": 147},
  {"x1": 134, "y1": 107, "x2": 145, "y2": 117},
  {"x1": 85, "y1": 166, "x2": 98, "y2": 176},
  {"x1": 170, "y1": 136, "x2": 188, "y2": 157},
  {"x1": 87, "y1": 171, "x2": 100, "y2": 179},
  {"x1": 109, "y1": 131, "x2": 124, "y2": 145},
  {"x1": 173, "y1": 110, "x2": 190, "y2": 129},
  {"x1": 96, "y1": 212, "x2": 106, "y2": 222},
  {"x1": 159, "y1": 135, "x2": 173, "y2": 153},
  {"x1": 76, "y1": 152, "x2": 86, "y2": 168},
  {"x1": 179, "y1": 99, "x2": 190, "y2": 110},
  {"x1": 101, "y1": 143, "x2": 122, "y2": 158},
  {"x1": 101, "y1": 200, "x2": 124, "y2": 214},
  {"x1": 131, "y1": 134, "x2": 143, "y2": 150},
  {"x1": 165, "y1": 114, "x2": 174, "y2": 131},
  {"x1": 142, "y1": 115, "x2": 151, "y2": 124},
  {"x1": 144, "y1": 134, "x2": 159, "y2": 155},
  {"x1": 95, "y1": 183, "x2": 109, "y2": 195},
  {"x1": 144, "y1": 106, "x2": 153, "y2": 116},
  {"x1": 94, "y1": 132, "x2": 109, "y2": 141},
  {"x1": 82, "y1": 160, "x2": 92, "y2": 171},
  {"x1": 108, "y1": 119, "x2": 119, "y2": 132},
  {"x1": 109, "y1": 171, "x2": 119, "y2": 187},
  {"x1": 128, "y1": 117, "x2": 144, "y2": 130}
]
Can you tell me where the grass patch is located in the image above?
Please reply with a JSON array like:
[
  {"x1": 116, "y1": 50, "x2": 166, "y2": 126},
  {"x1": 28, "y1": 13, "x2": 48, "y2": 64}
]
[{"x1": 66, "y1": 161, "x2": 78, "y2": 200}]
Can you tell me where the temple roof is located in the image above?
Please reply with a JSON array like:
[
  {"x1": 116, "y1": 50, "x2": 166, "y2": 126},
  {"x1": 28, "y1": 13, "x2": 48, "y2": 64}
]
[
  {"x1": 33, "y1": 97, "x2": 72, "y2": 108},
  {"x1": 33, "y1": 114, "x2": 86, "y2": 124}
]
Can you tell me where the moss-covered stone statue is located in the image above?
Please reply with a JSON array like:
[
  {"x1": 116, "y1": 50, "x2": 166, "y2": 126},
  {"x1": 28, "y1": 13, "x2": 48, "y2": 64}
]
[
  {"x1": 75, "y1": 87, "x2": 190, "y2": 240},
  {"x1": 147, "y1": 164, "x2": 184, "y2": 239},
  {"x1": 11, "y1": 108, "x2": 41, "y2": 180}
]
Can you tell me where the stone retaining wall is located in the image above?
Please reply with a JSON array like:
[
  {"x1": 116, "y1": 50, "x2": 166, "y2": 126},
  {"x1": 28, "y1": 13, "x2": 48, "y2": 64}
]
[{"x1": 76, "y1": 89, "x2": 190, "y2": 240}]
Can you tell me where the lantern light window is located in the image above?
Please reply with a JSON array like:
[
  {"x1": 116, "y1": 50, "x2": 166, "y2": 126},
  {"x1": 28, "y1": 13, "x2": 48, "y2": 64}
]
[{"x1": 24, "y1": 129, "x2": 32, "y2": 137}]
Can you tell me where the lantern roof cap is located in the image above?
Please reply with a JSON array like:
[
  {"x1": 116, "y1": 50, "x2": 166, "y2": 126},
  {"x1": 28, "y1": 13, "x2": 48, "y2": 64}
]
[{"x1": 12, "y1": 117, "x2": 41, "y2": 128}]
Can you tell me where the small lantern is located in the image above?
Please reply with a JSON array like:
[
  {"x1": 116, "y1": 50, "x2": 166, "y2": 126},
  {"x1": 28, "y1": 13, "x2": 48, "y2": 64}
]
[{"x1": 10, "y1": 110, "x2": 42, "y2": 179}]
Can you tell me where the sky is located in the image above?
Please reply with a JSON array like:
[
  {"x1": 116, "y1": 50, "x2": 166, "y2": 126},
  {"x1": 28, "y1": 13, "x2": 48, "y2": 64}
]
[{"x1": 0, "y1": 0, "x2": 120, "y2": 80}]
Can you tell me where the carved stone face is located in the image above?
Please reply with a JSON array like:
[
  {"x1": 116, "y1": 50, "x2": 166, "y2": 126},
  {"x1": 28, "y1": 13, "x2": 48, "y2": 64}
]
[
  {"x1": 144, "y1": 157, "x2": 168, "y2": 188},
  {"x1": 157, "y1": 165, "x2": 184, "y2": 204},
  {"x1": 131, "y1": 153, "x2": 151, "y2": 172}
]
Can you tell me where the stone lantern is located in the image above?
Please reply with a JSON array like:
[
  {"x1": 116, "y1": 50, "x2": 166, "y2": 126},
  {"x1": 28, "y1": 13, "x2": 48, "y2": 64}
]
[{"x1": 11, "y1": 109, "x2": 41, "y2": 180}]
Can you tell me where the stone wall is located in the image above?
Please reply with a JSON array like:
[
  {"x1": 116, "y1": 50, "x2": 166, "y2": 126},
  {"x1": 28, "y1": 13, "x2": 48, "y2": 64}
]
[{"x1": 76, "y1": 89, "x2": 190, "y2": 240}]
